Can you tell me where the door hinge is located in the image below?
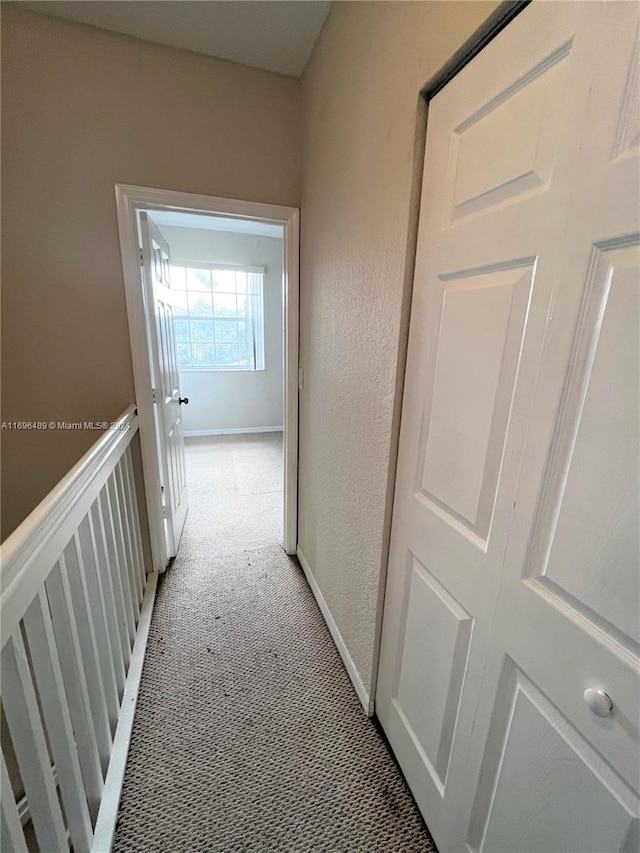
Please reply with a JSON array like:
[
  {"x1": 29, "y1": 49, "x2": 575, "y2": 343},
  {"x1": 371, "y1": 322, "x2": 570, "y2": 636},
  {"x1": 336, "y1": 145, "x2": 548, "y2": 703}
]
[
  {"x1": 152, "y1": 388, "x2": 158, "y2": 404},
  {"x1": 162, "y1": 505, "x2": 168, "y2": 519},
  {"x1": 139, "y1": 248, "x2": 144, "y2": 265}
]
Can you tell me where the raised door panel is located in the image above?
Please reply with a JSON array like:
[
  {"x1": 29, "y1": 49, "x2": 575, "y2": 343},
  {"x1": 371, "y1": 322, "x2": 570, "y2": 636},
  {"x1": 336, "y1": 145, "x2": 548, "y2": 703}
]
[
  {"x1": 467, "y1": 661, "x2": 639, "y2": 853},
  {"x1": 449, "y1": 41, "x2": 571, "y2": 224},
  {"x1": 393, "y1": 556, "x2": 473, "y2": 790},
  {"x1": 613, "y1": 32, "x2": 640, "y2": 162},
  {"x1": 420, "y1": 262, "x2": 534, "y2": 541},
  {"x1": 527, "y1": 241, "x2": 639, "y2": 645}
]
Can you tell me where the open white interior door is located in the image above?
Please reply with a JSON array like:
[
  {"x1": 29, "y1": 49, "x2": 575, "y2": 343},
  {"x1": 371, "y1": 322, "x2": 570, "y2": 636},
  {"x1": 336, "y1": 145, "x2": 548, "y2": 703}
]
[
  {"x1": 376, "y1": 3, "x2": 639, "y2": 852},
  {"x1": 140, "y1": 212, "x2": 189, "y2": 559}
]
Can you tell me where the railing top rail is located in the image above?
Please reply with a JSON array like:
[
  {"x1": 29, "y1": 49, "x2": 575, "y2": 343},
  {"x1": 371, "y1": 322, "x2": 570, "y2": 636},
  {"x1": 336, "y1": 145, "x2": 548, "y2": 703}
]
[{"x1": 1, "y1": 405, "x2": 139, "y2": 599}]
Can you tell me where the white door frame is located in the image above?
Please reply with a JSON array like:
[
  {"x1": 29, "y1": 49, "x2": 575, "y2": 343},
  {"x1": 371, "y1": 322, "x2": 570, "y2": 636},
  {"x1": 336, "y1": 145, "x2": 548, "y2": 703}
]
[{"x1": 115, "y1": 183, "x2": 300, "y2": 573}]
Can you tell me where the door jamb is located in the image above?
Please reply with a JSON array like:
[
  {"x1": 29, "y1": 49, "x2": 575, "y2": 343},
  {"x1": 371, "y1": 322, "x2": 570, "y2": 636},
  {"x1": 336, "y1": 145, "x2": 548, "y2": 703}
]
[{"x1": 115, "y1": 184, "x2": 300, "y2": 573}]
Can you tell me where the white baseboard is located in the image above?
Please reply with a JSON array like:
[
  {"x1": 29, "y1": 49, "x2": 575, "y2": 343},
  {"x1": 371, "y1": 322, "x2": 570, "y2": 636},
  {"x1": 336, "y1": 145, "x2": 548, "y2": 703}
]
[
  {"x1": 184, "y1": 426, "x2": 283, "y2": 437},
  {"x1": 296, "y1": 545, "x2": 374, "y2": 717}
]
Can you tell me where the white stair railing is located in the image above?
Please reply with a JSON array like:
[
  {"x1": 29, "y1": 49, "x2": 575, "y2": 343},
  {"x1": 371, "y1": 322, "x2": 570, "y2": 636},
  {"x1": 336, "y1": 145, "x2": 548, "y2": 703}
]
[{"x1": 1, "y1": 405, "x2": 158, "y2": 852}]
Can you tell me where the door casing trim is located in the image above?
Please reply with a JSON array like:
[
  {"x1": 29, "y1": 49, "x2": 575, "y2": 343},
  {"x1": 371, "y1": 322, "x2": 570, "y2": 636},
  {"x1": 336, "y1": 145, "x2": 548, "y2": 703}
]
[{"x1": 115, "y1": 183, "x2": 300, "y2": 572}]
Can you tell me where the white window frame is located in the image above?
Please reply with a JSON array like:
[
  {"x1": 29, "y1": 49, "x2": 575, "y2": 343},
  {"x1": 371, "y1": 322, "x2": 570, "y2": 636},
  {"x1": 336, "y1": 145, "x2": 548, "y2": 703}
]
[{"x1": 170, "y1": 261, "x2": 266, "y2": 372}]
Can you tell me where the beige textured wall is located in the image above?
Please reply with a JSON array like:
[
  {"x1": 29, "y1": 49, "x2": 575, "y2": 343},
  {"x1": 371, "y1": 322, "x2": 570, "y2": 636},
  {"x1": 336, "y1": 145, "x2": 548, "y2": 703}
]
[
  {"x1": 299, "y1": 1, "x2": 498, "y2": 701},
  {"x1": 1, "y1": 6, "x2": 300, "y2": 539}
]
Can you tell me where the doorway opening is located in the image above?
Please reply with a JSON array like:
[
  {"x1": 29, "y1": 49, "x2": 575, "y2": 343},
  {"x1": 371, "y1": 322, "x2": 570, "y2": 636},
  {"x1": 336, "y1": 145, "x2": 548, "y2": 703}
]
[{"x1": 114, "y1": 185, "x2": 299, "y2": 573}]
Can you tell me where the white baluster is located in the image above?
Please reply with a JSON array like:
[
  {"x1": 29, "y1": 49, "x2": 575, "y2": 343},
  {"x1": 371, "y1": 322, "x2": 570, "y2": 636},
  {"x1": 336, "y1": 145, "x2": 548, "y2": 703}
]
[
  {"x1": 107, "y1": 473, "x2": 140, "y2": 629},
  {"x1": 1, "y1": 752, "x2": 28, "y2": 853},
  {"x1": 99, "y1": 485, "x2": 134, "y2": 660},
  {"x1": 45, "y1": 558, "x2": 104, "y2": 820},
  {"x1": 2, "y1": 631, "x2": 68, "y2": 852},
  {"x1": 90, "y1": 502, "x2": 127, "y2": 696},
  {"x1": 22, "y1": 589, "x2": 93, "y2": 852},
  {"x1": 62, "y1": 536, "x2": 113, "y2": 773}
]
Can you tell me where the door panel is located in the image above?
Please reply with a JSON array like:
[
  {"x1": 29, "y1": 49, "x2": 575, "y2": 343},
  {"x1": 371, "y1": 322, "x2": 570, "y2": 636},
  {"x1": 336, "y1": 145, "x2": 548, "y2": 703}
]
[
  {"x1": 448, "y1": 40, "x2": 571, "y2": 225},
  {"x1": 488, "y1": 0, "x2": 640, "y2": 802},
  {"x1": 419, "y1": 261, "x2": 534, "y2": 539},
  {"x1": 527, "y1": 242, "x2": 639, "y2": 644},
  {"x1": 393, "y1": 555, "x2": 473, "y2": 790},
  {"x1": 467, "y1": 661, "x2": 639, "y2": 853},
  {"x1": 140, "y1": 214, "x2": 189, "y2": 558},
  {"x1": 157, "y1": 297, "x2": 188, "y2": 545},
  {"x1": 376, "y1": 4, "x2": 640, "y2": 851}
]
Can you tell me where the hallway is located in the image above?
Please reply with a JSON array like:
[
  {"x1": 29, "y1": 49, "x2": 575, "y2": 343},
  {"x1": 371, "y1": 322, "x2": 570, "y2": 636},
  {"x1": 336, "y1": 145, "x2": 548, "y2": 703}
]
[{"x1": 112, "y1": 433, "x2": 436, "y2": 852}]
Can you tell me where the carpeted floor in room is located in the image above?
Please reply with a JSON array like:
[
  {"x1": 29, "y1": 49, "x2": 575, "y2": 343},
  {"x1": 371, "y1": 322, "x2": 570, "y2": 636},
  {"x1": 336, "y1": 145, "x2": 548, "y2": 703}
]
[{"x1": 112, "y1": 432, "x2": 437, "y2": 853}]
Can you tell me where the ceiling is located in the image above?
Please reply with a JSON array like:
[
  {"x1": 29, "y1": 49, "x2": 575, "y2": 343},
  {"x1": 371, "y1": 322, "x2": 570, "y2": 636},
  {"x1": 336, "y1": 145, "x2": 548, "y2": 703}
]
[
  {"x1": 19, "y1": 1, "x2": 333, "y2": 78},
  {"x1": 150, "y1": 210, "x2": 283, "y2": 239}
]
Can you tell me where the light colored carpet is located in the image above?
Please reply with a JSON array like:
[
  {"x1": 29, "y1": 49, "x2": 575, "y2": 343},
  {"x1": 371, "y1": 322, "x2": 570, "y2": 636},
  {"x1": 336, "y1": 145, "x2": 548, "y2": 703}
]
[
  {"x1": 184, "y1": 432, "x2": 284, "y2": 557},
  {"x1": 112, "y1": 434, "x2": 436, "y2": 852}
]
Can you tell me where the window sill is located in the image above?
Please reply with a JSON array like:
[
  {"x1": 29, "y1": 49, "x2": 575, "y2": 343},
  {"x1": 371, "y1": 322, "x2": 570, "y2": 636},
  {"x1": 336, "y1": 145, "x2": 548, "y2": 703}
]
[{"x1": 178, "y1": 367, "x2": 266, "y2": 373}]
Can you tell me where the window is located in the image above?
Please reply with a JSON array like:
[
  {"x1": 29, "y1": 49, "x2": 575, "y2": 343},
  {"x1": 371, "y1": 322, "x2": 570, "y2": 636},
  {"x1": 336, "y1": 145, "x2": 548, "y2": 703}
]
[{"x1": 170, "y1": 265, "x2": 265, "y2": 370}]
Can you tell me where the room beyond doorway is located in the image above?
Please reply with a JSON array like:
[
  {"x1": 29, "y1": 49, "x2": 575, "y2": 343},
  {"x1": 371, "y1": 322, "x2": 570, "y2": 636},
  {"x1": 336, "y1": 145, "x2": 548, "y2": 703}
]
[
  {"x1": 153, "y1": 212, "x2": 285, "y2": 443},
  {"x1": 185, "y1": 433, "x2": 283, "y2": 558},
  {"x1": 115, "y1": 185, "x2": 300, "y2": 573}
]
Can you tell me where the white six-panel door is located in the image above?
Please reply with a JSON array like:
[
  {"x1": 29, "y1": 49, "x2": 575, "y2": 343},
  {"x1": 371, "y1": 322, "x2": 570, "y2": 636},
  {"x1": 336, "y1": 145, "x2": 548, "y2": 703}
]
[
  {"x1": 376, "y1": 3, "x2": 640, "y2": 851},
  {"x1": 140, "y1": 213, "x2": 189, "y2": 558}
]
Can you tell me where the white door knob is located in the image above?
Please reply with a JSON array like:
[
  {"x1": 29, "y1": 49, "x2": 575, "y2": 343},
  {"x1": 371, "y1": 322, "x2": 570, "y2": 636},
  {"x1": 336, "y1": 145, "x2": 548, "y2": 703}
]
[{"x1": 584, "y1": 688, "x2": 614, "y2": 717}]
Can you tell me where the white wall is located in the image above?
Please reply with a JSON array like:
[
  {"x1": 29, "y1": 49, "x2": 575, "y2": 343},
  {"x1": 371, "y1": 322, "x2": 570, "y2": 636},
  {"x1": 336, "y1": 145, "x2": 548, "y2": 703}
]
[
  {"x1": 157, "y1": 225, "x2": 284, "y2": 433},
  {"x1": 299, "y1": 1, "x2": 499, "y2": 705}
]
